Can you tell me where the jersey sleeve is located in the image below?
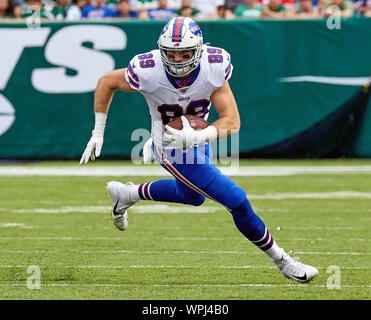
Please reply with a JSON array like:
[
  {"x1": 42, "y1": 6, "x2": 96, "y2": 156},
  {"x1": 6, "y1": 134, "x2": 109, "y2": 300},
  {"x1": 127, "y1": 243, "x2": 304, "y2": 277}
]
[
  {"x1": 205, "y1": 46, "x2": 233, "y2": 88},
  {"x1": 125, "y1": 56, "x2": 141, "y2": 91},
  {"x1": 125, "y1": 50, "x2": 161, "y2": 93},
  {"x1": 223, "y1": 50, "x2": 233, "y2": 82}
]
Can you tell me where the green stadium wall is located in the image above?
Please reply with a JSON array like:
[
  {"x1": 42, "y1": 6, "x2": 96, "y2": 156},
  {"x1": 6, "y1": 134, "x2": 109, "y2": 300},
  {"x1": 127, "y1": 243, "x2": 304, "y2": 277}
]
[{"x1": 0, "y1": 18, "x2": 370, "y2": 158}]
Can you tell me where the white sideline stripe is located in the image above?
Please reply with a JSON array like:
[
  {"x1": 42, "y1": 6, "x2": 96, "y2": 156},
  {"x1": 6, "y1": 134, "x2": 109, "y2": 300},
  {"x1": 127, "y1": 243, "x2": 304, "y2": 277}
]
[
  {"x1": 0, "y1": 283, "x2": 370, "y2": 289},
  {"x1": 1, "y1": 236, "x2": 368, "y2": 245},
  {"x1": 2, "y1": 189, "x2": 371, "y2": 215},
  {"x1": 0, "y1": 237, "x2": 127, "y2": 240},
  {"x1": 0, "y1": 265, "x2": 369, "y2": 269},
  {"x1": 274, "y1": 227, "x2": 355, "y2": 230},
  {"x1": 0, "y1": 205, "x2": 222, "y2": 214},
  {"x1": 1, "y1": 236, "x2": 369, "y2": 254},
  {"x1": 0, "y1": 223, "x2": 36, "y2": 229},
  {"x1": 77, "y1": 251, "x2": 371, "y2": 256},
  {"x1": 288, "y1": 238, "x2": 370, "y2": 242},
  {"x1": 248, "y1": 191, "x2": 371, "y2": 199},
  {"x1": 279, "y1": 75, "x2": 371, "y2": 86},
  {"x1": 0, "y1": 248, "x2": 369, "y2": 255},
  {"x1": 1, "y1": 165, "x2": 371, "y2": 176},
  {"x1": 295, "y1": 251, "x2": 371, "y2": 255}
]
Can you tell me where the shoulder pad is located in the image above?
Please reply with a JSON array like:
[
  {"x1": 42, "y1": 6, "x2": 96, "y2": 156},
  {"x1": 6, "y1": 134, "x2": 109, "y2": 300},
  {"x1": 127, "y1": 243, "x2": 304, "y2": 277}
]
[
  {"x1": 202, "y1": 45, "x2": 233, "y2": 88},
  {"x1": 125, "y1": 50, "x2": 162, "y2": 92}
]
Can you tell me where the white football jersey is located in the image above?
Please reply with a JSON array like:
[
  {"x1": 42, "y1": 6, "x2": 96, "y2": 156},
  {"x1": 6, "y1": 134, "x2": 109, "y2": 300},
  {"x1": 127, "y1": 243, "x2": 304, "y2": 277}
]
[{"x1": 125, "y1": 44, "x2": 233, "y2": 148}]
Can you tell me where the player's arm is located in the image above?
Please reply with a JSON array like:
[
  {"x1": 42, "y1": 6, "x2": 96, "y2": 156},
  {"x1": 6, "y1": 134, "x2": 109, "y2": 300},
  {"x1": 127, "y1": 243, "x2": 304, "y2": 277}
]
[
  {"x1": 94, "y1": 68, "x2": 137, "y2": 114},
  {"x1": 80, "y1": 68, "x2": 136, "y2": 164},
  {"x1": 164, "y1": 81, "x2": 240, "y2": 149},
  {"x1": 209, "y1": 80, "x2": 241, "y2": 139}
]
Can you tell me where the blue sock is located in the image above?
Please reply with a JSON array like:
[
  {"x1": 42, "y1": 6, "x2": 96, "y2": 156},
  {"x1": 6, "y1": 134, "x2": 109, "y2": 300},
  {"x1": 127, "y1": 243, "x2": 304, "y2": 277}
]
[{"x1": 231, "y1": 199, "x2": 274, "y2": 251}]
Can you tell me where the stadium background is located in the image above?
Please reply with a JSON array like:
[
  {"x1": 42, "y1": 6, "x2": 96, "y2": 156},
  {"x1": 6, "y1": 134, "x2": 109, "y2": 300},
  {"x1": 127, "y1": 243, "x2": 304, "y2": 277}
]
[{"x1": 0, "y1": 17, "x2": 370, "y2": 160}]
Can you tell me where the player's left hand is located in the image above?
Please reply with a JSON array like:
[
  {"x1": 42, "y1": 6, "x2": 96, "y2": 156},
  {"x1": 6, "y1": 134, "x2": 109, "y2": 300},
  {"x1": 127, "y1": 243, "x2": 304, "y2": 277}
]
[{"x1": 164, "y1": 116, "x2": 198, "y2": 149}]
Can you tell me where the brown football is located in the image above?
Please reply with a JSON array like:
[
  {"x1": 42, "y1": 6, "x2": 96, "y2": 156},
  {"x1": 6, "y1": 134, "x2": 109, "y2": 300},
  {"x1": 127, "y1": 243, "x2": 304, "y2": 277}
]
[{"x1": 167, "y1": 115, "x2": 209, "y2": 131}]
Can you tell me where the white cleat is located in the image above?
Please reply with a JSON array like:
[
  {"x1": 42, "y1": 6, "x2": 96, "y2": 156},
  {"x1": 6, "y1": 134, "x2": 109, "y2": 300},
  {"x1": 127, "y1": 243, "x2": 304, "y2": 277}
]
[
  {"x1": 106, "y1": 181, "x2": 139, "y2": 231},
  {"x1": 274, "y1": 249, "x2": 319, "y2": 283}
]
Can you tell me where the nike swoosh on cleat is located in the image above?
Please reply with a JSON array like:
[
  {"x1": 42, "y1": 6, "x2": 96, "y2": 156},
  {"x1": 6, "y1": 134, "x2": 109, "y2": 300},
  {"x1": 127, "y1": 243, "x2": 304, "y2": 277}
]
[
  {"x1": 113, "y1": 199, "x2": 120, "y2": 216},
  {"x1": 292, "y1": 273, "x2": 307, "y2": 282}
]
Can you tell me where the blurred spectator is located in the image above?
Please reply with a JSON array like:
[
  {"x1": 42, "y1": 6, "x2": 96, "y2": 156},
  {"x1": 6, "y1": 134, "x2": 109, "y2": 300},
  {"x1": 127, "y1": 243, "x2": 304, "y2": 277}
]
[
  {"x1": 14, "y1": 0, "x2": 49, "y2": 18},
  {"x1": 0, "y1": 0, "x2": 13, "y2": 16},
  {"x1": 115, "y1": 0, "x2": 140, "y2": 17},
  {"x1": 106, "y1": 0, "x2": 118, "y2": 10},
  {"x1": 64, "y1": 0, "x2": 83, "y2": 19},
  {"x1": 75, "y1": 0, "x2": 89, "y2": 9},
  {"x1": 315, "y1": 0, "x2": 326, "y2": 14},
  {"x1": 323, "y1": 0, "x2": 354, "y2": 17},
  {"x1": 147, "y1": 0, "x2": 175, "y2": 19},
  {"x1": 281, "y1": 0, "x2": 295, "y2": 11},
  {"x1": 258, "y1": 0, "x2": 295, "y2": 10},
  {"x1": 174, "y1": 0, "x2": 200, "y2": 17},
  {"x1": 225, "y1": 0, "x2": 244, "y2": 11},
  {"x1": 213, "y1": 4, "x2": 235, "y2": 18},
  {"x1": 12, "y1": 0, "x2": 21, "y2": 16},
  {"x1": 258, "y1": 0, "x2": 295, "y2": 11},
  {"x1": 74, "y1": 0, "x2": 89, "y2": 16},
  {"x1": 192, "y1": 0, "x2": 225, "y2": 18},
  {"x1": 130, "y1": 0, "x2": 156, "y2": 10},
  {"x1": 129, "y1": 0, "x2": 155, "y2": 18},
  {"x1": 11, "y1": 0, "x2": 23, "y2": 8},
  {"x1": 235, "y1": 0, "x2": 263, "y2": 18},
  {"x1": 295, "y1": 0, "x2": 320, "y2": 18},
  {"x1": 167, "y1": 0, "x2": 180, "y2": 9},
  {"x1": 357, "y1": 0, "x2": 371, "y2": 16},
  {"x1": 261, "y1": 0, "x2": 286, "y2": 17},
  {"x1": 81, "y1": 0, "x2": 117, "y2": 18},
  {"x1": 50, "y1": 0, "x2": 81, "y2": 20},
  {"x1": 41, "y1": 0, "x2": 58, "y2": 19},
  {"x1": 51, "y1": 0, "x2": 67, "y2": 19}
]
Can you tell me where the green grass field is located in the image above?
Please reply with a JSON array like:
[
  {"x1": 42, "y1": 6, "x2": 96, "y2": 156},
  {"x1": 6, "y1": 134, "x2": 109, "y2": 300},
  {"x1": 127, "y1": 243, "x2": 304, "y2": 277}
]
[{"x1": 0, "y1": 160, "x2": 370, "y2": 300}]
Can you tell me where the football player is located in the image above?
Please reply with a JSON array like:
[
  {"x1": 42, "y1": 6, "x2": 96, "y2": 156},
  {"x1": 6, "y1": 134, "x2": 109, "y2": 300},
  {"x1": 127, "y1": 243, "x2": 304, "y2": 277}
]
[{"x1": 80, "y1": 17, "x2": 318, "y2": 283}]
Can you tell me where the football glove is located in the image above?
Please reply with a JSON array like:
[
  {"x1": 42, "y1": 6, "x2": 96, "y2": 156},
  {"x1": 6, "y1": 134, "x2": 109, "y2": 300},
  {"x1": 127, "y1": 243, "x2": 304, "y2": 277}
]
[
  {"x1": 143, "y1": 137, "x2": 154, "y2": 164},
  {"x1": 164, "y1": 116, "x2": 218, "y2": 150},
  {"x1": 79, "y1": 112, "x2": 107, "y2": 164}
]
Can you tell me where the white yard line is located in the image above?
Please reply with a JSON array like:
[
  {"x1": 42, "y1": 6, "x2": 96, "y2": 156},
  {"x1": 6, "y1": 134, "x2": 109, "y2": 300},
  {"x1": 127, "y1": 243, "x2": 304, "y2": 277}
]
[
  {"x1": 1, "y1": 189, "x2": 371, "y2": 216},
  {"x1": 0, "y1": 282, "x2": 369, "y2": 289},
  {"x1": 1, "y1": 248, "x2": 369, "y2": 255},
  {"x1": 274, "y1": 227, "x2": 355, "y2": 230},
  {"x1": 0, "y1": 236, "x2": 367, "y2": 243},
  {"x1": 0, "y1": 265, "x2": 368, "y2": 270},
  {"x1": 0, "y1": 223, "x2": 36, "y2": 229},
  {"x1": 1, "y1": 165, "x2": 371, "y2": 176},
  {"x1": 248, "y1": 192, "x2": 371, "y2": 199},
  {"x1": 0, "y1": 205, "x2": 222, "y2": 214}
]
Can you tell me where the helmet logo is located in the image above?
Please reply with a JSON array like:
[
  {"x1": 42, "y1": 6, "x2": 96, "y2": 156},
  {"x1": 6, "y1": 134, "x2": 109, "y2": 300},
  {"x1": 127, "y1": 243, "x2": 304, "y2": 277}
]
[
  {"x1": 189, "y1": 22, "x2": 202, "y2": 37},
  {"x1": 161, "y1": 22, "x2": 170, "y2": 35}
]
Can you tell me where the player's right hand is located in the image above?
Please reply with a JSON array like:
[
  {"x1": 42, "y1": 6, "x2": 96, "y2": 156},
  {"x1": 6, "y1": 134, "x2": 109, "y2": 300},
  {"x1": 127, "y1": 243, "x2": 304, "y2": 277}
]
[
  {"x1": 79, "y1": 132, "x2": 104, "y2": 164},
  {"x1": 143, "y1": 137, "x2": 154, "y2": 164}
]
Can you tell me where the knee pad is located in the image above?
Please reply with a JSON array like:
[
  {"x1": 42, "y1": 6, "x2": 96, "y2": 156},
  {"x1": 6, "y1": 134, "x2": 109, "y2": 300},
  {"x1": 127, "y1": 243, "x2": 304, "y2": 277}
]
[
  {"x1": 230, "y1": 198, "x2": 254, "y2": 219},
  {"x1": 217, "y1": 185, "x2": 247, "y2": 210}
]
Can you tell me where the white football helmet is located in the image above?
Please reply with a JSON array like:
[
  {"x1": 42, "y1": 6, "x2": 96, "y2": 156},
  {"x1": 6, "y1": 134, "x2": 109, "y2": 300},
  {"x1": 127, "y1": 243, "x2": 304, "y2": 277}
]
[{"x1": 158, "y1": 17, "x2": 203, "y2": 77}]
